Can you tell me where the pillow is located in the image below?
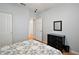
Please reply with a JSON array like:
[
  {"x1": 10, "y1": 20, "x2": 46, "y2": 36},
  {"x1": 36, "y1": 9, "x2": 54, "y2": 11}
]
[{"x1": 23, "y1": 40, "x2": 31, "y2": 46}]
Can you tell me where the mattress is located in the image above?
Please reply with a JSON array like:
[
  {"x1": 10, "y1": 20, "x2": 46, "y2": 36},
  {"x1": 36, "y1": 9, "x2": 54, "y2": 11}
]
[{"x1": 0, "y1": 40, "x2": 62, "y2": 55}]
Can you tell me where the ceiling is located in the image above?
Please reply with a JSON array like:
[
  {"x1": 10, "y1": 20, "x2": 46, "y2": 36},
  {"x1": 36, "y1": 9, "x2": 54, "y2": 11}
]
[
  {"x1": 1, "y1": 3, "x2": 57, "y2": 13},
  {"x1": 26, "y1": 3, "x2": 56, "y2": 13},
  {"x1": 17, "y1": 3, "x2": 79, "y2": 13},
  {"x1": 18, "y1": 3, "x2": 58, "y2": 13}
]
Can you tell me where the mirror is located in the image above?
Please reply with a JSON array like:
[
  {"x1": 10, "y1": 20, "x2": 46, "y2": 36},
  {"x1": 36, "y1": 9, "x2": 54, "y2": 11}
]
[{"x1": 54, "y1": 21, "x2": 62, "y2": 31}]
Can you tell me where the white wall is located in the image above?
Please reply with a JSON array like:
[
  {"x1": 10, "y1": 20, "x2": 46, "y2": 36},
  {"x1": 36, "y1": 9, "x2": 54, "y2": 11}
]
[
  {"x1": 28, "y1": 11, "x2": 35, "y2": 35},
  {"x1": 29, "y1": 18, "x2": 33, "y2": 35},
  {"x1": 40, "y1": 4, "x2": 79, "y2": 52},
  {"x1": 0, "y1": 3, "x2": 30, "y2": 44}
]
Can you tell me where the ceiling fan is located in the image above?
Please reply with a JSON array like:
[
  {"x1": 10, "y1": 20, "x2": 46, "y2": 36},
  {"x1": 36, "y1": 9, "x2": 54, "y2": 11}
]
[
  {"x1": 34, "y1": 9, "x2": 38, "y2": 13},
  {"x1": 20, "y1": 3, "x2": 26, "y2": 6},
  {"x1": 19, "y1": 3, "x2": 38, "y2": 13}
]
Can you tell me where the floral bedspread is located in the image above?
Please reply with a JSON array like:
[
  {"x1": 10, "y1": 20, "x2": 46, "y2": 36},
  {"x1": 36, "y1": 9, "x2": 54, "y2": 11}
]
[{"x1": 0, "y1": 40, "x2": 62, "y2": 55}]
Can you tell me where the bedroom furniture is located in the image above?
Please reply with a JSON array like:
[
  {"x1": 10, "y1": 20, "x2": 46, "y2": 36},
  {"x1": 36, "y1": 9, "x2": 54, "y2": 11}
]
[
  {"x1": 47, "y1": 33, "x2": 65, "y2": 52},
  {"x1": 63, "y1": 45, "x2": 70, "y2": 52},
  {"x1": 0, "y1": 40, "x2": 62, "y2": 55}
]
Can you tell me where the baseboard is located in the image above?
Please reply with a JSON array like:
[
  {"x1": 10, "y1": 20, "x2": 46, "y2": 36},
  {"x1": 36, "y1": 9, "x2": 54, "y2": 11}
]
[{"x1": 70, "y1": 50, "x2": 79, "y2": 55}]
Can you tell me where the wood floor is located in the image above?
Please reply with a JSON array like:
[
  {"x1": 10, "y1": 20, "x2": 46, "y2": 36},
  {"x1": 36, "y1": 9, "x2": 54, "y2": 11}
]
[{"x1": 63, "y1": 52, "x2": 78, "y2": 55}]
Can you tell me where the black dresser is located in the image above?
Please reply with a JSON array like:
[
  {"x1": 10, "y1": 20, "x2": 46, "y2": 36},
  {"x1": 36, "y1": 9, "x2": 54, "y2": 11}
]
[{"x1": 47, "y1": 33, "x2": 65, "y2": 52}]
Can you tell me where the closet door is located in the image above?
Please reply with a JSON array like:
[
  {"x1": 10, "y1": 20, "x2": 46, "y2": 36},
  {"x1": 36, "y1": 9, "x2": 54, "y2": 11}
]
[
  {"x1": 0, "y1": 12, "x2": 12, "y2": 47},
  {"x1": 33, "y1": 18, "x2": 42, "y2": 42}
]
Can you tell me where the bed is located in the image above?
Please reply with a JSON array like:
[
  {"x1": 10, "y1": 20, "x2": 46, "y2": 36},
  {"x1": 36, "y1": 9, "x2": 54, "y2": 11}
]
[{"x1": 0, "y1": 40, "x2": 62, "y2": 55}]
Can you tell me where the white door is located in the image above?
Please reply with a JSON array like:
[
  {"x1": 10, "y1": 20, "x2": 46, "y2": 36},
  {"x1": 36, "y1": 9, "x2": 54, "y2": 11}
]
[
  {"x1": 0, "y1": 12, "x2": 12, "y2": 47},
  {"x1": 33, "y1": 18, "x2": 42, "y2": 42}
]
